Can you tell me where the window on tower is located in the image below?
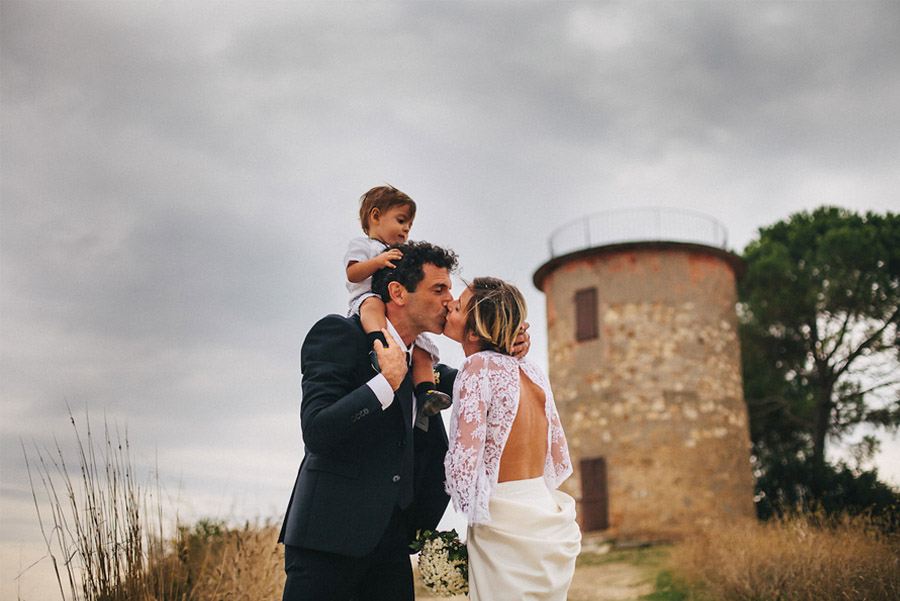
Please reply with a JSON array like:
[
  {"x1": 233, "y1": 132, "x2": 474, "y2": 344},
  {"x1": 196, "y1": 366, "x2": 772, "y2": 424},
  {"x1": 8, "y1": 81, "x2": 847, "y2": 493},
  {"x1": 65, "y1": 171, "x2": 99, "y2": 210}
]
[
  {"x1": 574, "y1": 287, "x2": 598, "y2": 341},
  {"x1": 580, "y1": 456, "x2": 609, "y2": 530}
]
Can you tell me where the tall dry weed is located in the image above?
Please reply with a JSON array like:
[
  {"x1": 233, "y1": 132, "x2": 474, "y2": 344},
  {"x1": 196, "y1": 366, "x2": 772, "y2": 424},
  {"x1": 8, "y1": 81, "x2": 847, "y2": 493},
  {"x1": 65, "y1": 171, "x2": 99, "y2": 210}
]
[
  {"x1": 25, "y1": 412, "x2": 286, "y2": 600},
  {"x1": 24, "y1": 413, "x2": 160, "y2": 600},
  {"x1": 672, "y1": 512, "x2": 899, "y2": 601}
]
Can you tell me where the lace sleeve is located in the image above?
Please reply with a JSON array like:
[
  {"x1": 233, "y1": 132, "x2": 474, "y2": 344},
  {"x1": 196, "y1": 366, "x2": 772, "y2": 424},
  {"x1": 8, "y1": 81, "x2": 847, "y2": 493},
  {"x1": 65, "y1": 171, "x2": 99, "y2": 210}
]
[
  {"x1": 444, "y1": 354, "x2": 490, "y2": 520},
  {"x1": 547, "y1": 392, "x2": 573, "y2": 487}
]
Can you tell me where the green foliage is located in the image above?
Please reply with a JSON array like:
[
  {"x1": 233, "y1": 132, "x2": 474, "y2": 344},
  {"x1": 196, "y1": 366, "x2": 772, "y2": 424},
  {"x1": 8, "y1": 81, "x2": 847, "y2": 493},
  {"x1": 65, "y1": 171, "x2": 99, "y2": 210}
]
[
  {"x1": 641, "y1": 570, "x2": 690, "y2": 601},
  {"x1": 755, "y1": 457, "x2": 899, "y2": 527},
  {"x1": 409, "y1": 528, "x2": 465, "y2": 558},
  {"x1": 739, "y1": 206, "x2": 900, "y2": 516},
  {"x1": 576, "y1": 545, "x2": 671, "y2": 567},
  {"x1": 187, "y1": 518, "x2": 226, "y2": 539},
  {"x1": 175, "y1": 518, "x2": 228, "y2": 570}
]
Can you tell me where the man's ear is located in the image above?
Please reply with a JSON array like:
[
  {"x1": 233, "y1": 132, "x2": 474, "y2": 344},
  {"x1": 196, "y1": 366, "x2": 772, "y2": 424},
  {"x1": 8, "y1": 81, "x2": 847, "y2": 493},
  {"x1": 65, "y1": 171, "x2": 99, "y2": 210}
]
[{"x1": 387, "y1": 281, "x2": 407, "y2": 305}]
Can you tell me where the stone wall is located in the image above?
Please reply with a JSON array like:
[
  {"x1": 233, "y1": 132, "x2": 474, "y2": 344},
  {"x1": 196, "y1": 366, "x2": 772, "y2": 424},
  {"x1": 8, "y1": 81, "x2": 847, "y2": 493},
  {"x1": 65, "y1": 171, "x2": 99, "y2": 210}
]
[{"x1": 539, "y1": 243, "x2": 756, "y2": 540}]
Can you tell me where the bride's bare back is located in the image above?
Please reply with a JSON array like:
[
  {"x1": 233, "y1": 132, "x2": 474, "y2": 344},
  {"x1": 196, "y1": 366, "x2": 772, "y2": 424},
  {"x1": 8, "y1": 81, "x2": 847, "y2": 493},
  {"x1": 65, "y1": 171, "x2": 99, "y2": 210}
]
[{"x1": 498, "y1": 369, "x2": 549, "y2": 482}]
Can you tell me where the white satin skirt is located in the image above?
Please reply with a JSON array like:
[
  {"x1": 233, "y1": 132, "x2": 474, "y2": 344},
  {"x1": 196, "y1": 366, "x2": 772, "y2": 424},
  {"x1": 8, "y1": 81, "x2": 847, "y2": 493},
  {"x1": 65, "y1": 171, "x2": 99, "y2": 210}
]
[{"x1": 467, "y1": 477, "x2": 581, "y2": 601}]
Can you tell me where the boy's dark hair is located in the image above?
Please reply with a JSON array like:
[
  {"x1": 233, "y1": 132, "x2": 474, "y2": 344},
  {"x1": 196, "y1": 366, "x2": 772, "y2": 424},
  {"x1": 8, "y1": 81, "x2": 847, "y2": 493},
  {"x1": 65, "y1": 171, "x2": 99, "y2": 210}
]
[
  {"x1": 359, "y1": 185, "x2": 417, "y2": 235},
  {"x1": 371, "y1": 241, "x2": 458, "y2": 300}
]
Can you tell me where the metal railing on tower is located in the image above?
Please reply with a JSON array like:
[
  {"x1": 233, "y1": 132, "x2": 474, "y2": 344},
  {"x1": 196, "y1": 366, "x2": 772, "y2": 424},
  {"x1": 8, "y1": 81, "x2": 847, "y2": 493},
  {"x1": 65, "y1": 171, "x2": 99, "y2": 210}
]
[{"x1": 547, "y1": 207, "x2": 729, "y2": 258}]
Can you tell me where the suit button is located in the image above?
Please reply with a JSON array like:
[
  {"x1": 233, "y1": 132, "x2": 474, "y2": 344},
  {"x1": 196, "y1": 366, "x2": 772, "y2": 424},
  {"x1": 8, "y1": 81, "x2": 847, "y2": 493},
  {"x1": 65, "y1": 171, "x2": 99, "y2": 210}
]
[{"x1": 392, "y1": 475, "x2": 401, "y2": 483}]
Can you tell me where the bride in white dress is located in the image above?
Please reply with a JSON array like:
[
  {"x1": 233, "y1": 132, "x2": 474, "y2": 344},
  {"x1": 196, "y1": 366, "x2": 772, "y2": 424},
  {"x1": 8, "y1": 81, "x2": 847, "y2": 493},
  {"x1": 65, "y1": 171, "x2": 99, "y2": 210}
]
[{"x1": 443, "y1": 277, "x2": 581, "y2": 601}]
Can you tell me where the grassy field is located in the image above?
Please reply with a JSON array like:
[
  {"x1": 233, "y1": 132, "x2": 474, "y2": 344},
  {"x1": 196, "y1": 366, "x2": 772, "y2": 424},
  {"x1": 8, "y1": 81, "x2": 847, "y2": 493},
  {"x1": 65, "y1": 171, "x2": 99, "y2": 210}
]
[
  {"x1": 25, "y1": 417, "x2": 899, "y2": 600},
  {"x1": 671, "y1": 513, "x2": 899, "y2": 601},
  {"x1": 33, "y1": 511, "x2": 898, "y2": 601}
]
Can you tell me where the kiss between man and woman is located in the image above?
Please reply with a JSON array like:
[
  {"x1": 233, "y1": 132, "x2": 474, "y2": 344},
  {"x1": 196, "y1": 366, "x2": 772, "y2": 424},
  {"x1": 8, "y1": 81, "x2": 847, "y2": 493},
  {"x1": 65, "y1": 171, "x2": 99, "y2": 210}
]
[{"x1": 278, "y1": 186, "x2": 581, "y2": 601}]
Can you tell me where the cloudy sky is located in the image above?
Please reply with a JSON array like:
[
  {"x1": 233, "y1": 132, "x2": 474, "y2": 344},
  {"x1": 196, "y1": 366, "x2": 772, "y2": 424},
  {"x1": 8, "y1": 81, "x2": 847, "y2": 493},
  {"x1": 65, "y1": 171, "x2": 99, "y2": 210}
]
[{"x1": 2, "y1": 1, "x2": 899, "y2": 598}]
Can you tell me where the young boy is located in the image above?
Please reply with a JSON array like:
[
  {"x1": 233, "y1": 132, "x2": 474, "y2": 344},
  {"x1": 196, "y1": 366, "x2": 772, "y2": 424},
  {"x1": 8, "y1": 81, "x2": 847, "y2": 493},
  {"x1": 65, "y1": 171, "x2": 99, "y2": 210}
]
[{"x1": 344, "y1": 185, "x2": 451, "y2": 417}]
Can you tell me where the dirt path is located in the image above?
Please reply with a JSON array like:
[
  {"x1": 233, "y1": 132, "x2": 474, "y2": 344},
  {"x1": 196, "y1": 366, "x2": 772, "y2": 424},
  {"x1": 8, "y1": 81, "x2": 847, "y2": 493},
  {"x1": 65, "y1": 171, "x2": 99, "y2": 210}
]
[{"x1": 567, "y1": 560, "x2": 656, "y2": 601}]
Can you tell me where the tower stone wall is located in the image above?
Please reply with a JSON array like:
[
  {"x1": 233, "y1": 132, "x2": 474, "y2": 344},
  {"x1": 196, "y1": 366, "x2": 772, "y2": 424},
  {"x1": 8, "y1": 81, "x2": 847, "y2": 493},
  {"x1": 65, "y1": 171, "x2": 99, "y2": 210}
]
[{"x1": 534, "y1": 241, "x2": 756, "y2": 541}]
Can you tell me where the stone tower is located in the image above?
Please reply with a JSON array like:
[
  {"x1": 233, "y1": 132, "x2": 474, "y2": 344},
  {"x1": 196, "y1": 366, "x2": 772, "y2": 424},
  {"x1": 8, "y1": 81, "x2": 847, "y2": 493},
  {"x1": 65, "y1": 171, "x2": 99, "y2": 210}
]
[{"x1": 533, "y1": 208, "x2": 756, "y2": 541}]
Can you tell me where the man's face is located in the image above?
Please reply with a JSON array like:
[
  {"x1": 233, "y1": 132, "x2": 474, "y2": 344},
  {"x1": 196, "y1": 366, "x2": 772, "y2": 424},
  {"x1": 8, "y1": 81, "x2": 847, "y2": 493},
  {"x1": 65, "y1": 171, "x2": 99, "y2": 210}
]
[{"x1": 405, "y1": 263, "x2": 453, "y2": 335}]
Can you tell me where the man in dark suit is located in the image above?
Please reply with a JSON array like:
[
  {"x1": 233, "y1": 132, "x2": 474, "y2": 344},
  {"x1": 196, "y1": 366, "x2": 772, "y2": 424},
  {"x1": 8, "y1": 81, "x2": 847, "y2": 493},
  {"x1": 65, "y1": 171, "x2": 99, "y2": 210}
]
[{"x1": 279, "y1": 241, "x2": 459, "y2": 601}]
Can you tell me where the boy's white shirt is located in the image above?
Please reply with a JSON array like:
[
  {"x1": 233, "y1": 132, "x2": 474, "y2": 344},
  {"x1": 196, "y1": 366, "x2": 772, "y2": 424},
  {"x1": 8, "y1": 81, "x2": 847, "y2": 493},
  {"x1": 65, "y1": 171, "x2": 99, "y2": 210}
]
[{"x1": 344, "y1": 236, "x2": 388, "y2": 310}]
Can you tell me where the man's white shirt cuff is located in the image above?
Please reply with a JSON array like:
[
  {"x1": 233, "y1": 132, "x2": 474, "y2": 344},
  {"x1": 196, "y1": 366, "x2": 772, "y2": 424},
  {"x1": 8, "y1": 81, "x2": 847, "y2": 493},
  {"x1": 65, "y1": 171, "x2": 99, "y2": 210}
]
[{"x1": 367, "y1": 374, "x2": 394, "y2": 410}]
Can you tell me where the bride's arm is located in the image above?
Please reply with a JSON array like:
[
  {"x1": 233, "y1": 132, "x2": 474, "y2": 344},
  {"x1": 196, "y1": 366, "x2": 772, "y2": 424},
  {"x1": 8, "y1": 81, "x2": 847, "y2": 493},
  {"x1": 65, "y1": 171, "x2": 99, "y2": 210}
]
[
  {"x1": 444, "y1": 354, "x2": 490, "y2": 519},
  {"x1": 545, "y1": 383, "x2": 574, "y2": 487}
]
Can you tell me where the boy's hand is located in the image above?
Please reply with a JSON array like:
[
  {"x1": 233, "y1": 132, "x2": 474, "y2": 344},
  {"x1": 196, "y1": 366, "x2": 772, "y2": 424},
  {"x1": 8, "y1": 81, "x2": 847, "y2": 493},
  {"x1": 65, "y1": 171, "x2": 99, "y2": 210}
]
[
  {"x1": 376, "y1": 249, "x2": 403, "y2": 269},
  {"x1": 373, "y1": 328, "x2": 408, "y2": 390},
  {"x1": 511, "y1": 322, "x2": 531, "y2": 359}
]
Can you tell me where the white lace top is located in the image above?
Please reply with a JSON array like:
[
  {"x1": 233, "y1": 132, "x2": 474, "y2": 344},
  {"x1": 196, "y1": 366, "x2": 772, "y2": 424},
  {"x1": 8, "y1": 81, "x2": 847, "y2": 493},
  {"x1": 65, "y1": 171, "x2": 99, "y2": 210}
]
[{"x1": 444, "y1": 351, "x2": 573, "y2": 525}]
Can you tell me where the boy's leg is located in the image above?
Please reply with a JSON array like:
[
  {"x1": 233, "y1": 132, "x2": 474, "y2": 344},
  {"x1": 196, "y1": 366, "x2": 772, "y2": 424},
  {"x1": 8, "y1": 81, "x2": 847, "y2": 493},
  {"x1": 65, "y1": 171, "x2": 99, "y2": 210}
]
[
  {"x1": 359, "y1": 296, "x2": 388, "y2": 370},
  {"x1": 412, "y1": 346, "x2": 451, "y2": 418},
  {"x1": 359, "y1": 296, "x2": 387, "y2": 337},
  {"x1": 411, "y1": 346, "x2": 435, "y2": 386}
]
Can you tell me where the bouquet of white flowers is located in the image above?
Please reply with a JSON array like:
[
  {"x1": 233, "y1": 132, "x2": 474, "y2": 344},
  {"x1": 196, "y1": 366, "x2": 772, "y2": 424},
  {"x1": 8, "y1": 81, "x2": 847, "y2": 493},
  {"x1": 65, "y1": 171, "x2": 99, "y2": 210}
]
[{"x1": 410, "y1": 529, "x2": 469, "y2": 597}]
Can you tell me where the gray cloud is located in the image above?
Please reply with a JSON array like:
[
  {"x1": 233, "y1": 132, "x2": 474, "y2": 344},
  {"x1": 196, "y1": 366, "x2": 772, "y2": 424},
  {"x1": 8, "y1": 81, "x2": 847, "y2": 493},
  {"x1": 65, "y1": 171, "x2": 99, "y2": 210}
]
[{"x1": 3, "y1": 2, "x2": 900, "y2": 598}]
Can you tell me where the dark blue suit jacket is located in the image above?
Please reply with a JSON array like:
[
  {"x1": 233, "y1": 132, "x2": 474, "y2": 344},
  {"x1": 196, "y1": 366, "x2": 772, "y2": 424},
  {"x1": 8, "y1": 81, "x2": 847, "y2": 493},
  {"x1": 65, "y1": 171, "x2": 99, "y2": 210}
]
[{"x1": 278, "y1": 314, "x2": 454, "y2": 557}]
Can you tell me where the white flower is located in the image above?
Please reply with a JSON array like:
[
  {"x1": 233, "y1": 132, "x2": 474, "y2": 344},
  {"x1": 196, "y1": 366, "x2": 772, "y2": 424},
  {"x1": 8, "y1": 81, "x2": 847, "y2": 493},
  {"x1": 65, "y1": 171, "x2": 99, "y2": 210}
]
[{"x1": 413, "y1": 530, "x2": 468, "y2": 597}]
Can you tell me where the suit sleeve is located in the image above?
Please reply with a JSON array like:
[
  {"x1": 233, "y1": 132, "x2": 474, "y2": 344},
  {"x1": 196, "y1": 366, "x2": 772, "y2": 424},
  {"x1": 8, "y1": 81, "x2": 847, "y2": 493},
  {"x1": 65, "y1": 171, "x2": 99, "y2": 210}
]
[
  {"x1": 411, "y1": 411, "x2": 450, "y2": 541},
  {"x1": 434, "y1": 363, "x2": 458, "y2": 396},
  {"x1": 300, "y1": 315, "x2": 383, "y2": 454},
  {"x1": 408, "y1": 363, "x2": 457, "y2": 540}
]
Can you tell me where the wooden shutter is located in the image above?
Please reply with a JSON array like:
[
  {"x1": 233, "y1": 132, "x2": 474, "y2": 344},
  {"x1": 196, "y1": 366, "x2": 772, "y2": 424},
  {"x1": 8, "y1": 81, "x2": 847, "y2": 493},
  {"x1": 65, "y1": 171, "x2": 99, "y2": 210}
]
[
  {"x1": 580, "y1": 457, "x2": 609, "y2": 531},
  {"x1": 575, "y1": 288, "x2": 598, "y2": 341}
]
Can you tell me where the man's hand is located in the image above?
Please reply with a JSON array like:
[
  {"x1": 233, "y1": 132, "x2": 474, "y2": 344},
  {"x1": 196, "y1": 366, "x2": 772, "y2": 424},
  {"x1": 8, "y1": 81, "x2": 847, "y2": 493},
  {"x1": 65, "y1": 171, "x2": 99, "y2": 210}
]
[
  {"x1": 373, "y1": 328, "x2": 408, "y2": 390},
  {"x1": 375, "y1": 249, "x2": 403, "y2": 269},
  {"x1": 510, "y1": 321, "x2": 531, "y2": 359}
]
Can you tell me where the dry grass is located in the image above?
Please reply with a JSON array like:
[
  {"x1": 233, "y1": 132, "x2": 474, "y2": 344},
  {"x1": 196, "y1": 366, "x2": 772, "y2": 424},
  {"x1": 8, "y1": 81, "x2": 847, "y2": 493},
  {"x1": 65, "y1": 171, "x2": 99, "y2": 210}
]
[
  {"x1": 671, "y1": 513, "x2": 900, "y2": 601},
  {"x1": 25, "y1": 412, "x2": 285, "y2": 600},
  {"x1": 28, "y1": 413, "x2": 898, "y2": 600},
  {"x1": 24, "y1": 414, "x2": 155, "y2": 600},
  {"x1": 147, "y1": 521, "x2": 285, "y2": 600}
]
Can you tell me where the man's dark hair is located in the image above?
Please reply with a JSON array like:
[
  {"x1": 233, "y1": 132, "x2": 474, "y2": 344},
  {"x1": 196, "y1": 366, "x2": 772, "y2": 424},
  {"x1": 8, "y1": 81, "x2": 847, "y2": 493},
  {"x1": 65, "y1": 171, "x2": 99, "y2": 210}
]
[{"x1": 371, "y1": 241, "x2": 458, "y2": 301}]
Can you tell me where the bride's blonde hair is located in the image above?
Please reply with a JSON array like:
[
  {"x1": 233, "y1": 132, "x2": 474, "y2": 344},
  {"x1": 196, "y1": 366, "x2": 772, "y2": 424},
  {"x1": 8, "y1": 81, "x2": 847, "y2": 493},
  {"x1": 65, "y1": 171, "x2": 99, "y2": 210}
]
[{"x1": 463, "y1": 277, "x2": 527, "y2": 355}]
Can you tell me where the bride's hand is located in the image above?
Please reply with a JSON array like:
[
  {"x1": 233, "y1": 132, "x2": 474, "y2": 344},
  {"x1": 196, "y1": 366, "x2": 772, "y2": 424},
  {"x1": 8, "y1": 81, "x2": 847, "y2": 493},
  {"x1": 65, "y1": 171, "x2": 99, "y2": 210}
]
[{"x1": 511, "y1": 322, "x2": 531, "y2": 359}]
